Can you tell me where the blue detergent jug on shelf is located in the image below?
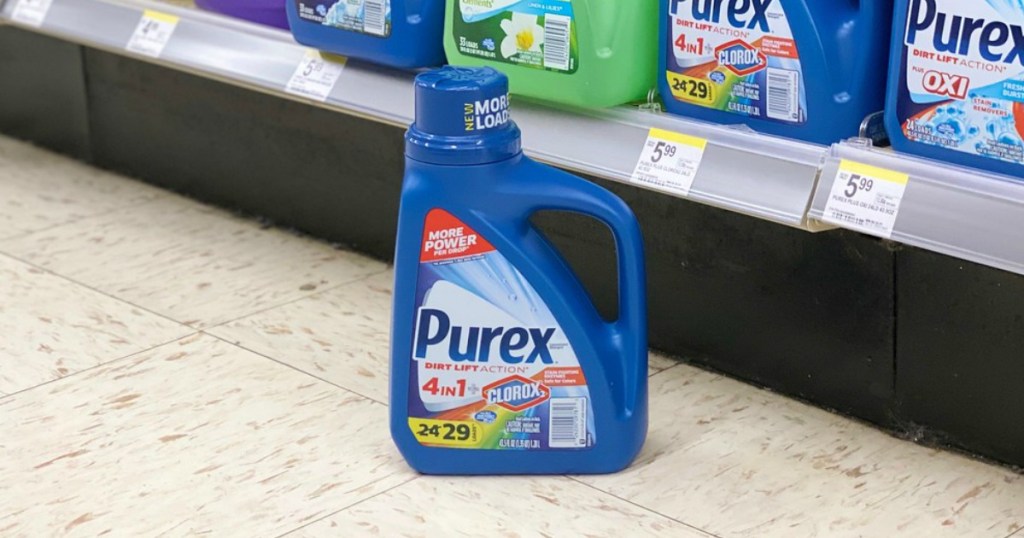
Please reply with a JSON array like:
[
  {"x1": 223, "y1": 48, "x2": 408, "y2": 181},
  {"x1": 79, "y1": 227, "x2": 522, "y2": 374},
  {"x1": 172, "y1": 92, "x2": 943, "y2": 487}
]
[
  {"x1": 660, "y1": 0, "x2": 893, "y2": 145},
  {"x1": 286, "y1": 0, "x2": 446, "y2": 69},
  {"x1": 887, "y1": 0, "x2": 1024, "y2": 177},
  {"x1": 390, "y1": 66, "x2": 649, "y2": 475},
  {"x1": 196, "y1": 0, "x2": 289, "y2": 29}
]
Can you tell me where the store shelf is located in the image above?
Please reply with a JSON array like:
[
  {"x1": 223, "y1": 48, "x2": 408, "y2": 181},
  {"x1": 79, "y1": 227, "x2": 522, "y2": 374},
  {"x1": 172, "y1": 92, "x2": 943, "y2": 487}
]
[
  {"x1": 0, "y1": 0, "x2": 827, "y2": 230},
  {"x1": 7, "y1": 0, "x2": 1024, "y2": 275},
  {"x1": 810, "y1": 140, "x2": 1024, "y2": 275}
]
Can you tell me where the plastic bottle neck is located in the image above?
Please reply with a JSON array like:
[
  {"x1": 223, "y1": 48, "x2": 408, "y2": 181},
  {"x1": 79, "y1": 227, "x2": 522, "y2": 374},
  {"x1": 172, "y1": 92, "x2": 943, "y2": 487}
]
[{"x1": 405, "y1": 122, "x2": 523, "y2": 166}]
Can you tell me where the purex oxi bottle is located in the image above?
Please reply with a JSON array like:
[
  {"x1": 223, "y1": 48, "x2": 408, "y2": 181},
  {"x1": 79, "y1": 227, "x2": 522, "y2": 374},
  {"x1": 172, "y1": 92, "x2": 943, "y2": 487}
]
[{"x1": 390, "y1": 66, "x2": 649, "y2": 474}]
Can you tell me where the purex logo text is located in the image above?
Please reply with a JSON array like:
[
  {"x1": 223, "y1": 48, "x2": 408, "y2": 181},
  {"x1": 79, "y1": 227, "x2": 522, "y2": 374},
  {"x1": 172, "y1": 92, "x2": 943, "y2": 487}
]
[
  {"x1": 414, "y1": 309, "x2": 556, "y2": 364},
  {"x1": 906, "y1": 0, "x2": 1024, "y2": 66},
  {"x1": 670, "y1": 0, "x2": 773, "y2": 32}
]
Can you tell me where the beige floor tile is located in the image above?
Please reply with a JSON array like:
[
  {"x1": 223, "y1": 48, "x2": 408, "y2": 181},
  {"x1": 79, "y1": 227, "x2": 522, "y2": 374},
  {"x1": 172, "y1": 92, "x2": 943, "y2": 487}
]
[
  {"x1": 0, "y1": 334, "x2": 413, "y2": 537},
  {"x1": 0, "y1": 196, "x2": 386, "y2": 328},
  {"x1": 580, "y1": 365, "x2": 1024, "y2": 538},
  {"x1": 213, "y1": 272, "x2": 679, "y2": 405},
  {"x1": 289, "y1": 475, "x2": 714, "y2": 538},
  {"x1": 0, "y1": 136, "x2": 165, "y2": 241},
  {"x1": 212, "y1": 270, "x2": 395, "y2": 404},
  {"x1": 0, "y1": 253, "x2": 189, "y2": 394}
]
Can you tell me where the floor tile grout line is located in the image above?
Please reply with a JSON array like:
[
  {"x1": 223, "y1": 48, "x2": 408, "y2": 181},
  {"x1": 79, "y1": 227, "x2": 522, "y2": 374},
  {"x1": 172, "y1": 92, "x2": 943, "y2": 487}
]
[
  {"x1": 0, "y1": 331, "x2": 202, "y2": 401},
  {"x1": 0, "y1": 179, "x2": 391, "y2": 330},
  {"x1": 0, "y1": 247, "x2": 388, "y2": 338},
  {"x1": 202, "y1": 267, "x2": 393, "y2": 331},
  {"x1": 566, "y1": 476, "x2": 725, "y2": 538},
  {"x1": 272, "y1": 475, "x2": 421, "y2": 538},
  {"x1": 0, "y1": 249, "x2": 197, "y2": 330},
  {"x1": 204, "y1": 332, "x2": 388, "y2": 406},
  {"x1": 0, "y1": 191, "x2": 174, "y2": 246},
  {"x1": 1005, "y1": 526, "x2": 1024, "y2": 538},
  {"x1": 649, "y1": 361, "x2": 687, "y2": 379}
]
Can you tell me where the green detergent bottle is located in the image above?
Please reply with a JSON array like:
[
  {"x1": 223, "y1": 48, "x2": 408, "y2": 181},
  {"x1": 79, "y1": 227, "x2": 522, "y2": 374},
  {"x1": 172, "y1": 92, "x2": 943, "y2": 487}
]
[{"x1": 444, "y1": 0, "x2": 658, "y2": 108}]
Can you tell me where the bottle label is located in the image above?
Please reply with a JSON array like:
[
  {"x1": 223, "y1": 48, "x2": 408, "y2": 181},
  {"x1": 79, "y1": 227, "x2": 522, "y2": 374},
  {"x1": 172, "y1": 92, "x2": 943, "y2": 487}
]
[
  {"x1": 453, "y1": 0, "x2": 579, "y2": 74},
  {"x1": 407, "y1": 209, "x2": 595, "y2": 450},
  {"x1": 293, "y1": 0, "x2": 392, "y2": 38},
  {"x1": 896, "y1": 0, "x2": 1024, "y2": 165},
  {"x1": 665, "y1": 0, "x2": 805, "y2": 124}
]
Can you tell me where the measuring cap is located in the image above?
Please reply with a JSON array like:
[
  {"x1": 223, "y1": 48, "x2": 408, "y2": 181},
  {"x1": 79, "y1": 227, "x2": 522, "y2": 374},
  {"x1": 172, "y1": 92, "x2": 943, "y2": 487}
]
[{"x1": 406, "y1": 66, "x2": 522, "y2": 165}]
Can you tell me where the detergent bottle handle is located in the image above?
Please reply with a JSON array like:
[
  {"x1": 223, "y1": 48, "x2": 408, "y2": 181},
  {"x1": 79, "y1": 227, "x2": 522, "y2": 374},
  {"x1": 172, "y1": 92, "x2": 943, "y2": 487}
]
[
  {"x1": 849, "y1": 0, "x2": 885, "y2": 93},
  {"x1": 519, "y1": 173, "x2": 648, "y2": 417}
]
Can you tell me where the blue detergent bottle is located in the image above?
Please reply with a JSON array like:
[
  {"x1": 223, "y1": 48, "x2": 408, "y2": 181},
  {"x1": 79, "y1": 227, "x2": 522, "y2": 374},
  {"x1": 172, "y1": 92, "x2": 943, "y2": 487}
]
[
  {"x1": 286, "y1": 0, "x2": 446, "y2": 69},
  {"x1": 660, "y1": 0, "x2": 893, "y2": 145},
  {"x1": 887, "y1": 0, "x2": 1024, "y2": 177},
  {"x1": 390, "y1": 66, "x2": 649, "y2": 475}
]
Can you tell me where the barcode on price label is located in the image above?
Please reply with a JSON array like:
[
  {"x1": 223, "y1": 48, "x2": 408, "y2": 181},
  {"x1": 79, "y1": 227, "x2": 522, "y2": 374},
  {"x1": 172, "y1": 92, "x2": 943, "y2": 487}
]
[
  {"x1": 125, "y1": 10, "x2": 180, "y2": 58},
  {"x1": 10, "y1": 0, "x2": 54, "y2": 27},
  {"x1": 630, "y1": 128, "x2": 708, "y2": 197},
  {"x1": 821, "y1": 159, "x2": 909, "y2": 238},
  {"x1": 284, "y1": 50, "x2": 347, "y2": 103}
]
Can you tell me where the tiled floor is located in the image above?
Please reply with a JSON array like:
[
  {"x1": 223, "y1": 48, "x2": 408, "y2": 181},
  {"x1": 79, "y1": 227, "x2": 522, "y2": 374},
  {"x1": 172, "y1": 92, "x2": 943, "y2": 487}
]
[{"x1": 0, "y1": 134, "x2": 1022, "y2": 537}]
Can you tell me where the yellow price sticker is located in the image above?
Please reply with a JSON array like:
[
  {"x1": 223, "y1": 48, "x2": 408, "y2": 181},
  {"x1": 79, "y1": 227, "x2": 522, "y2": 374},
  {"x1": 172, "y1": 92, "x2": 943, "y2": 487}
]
[
  {"x1": 647, "y1": 128, "x2": 707, "y2": 151},
  {"x1": 666, "y1": 72, "x2": 716, "y2": 106},
  {"x1": 838, "y1": 159, "x2": 909, "y2": 185},
  {"x1": 409, "y1": 418, "x2": 483, "y2": 448},
  {"x1": 142, "y1": 9, "x2": 179, "y2": 24}
]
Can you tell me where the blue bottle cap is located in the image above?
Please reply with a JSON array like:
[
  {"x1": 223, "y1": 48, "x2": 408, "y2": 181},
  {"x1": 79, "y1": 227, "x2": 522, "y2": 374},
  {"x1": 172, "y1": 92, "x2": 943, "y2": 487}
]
[{"x1": 406, "y1": 66, "x2": 522, "y2": 165}]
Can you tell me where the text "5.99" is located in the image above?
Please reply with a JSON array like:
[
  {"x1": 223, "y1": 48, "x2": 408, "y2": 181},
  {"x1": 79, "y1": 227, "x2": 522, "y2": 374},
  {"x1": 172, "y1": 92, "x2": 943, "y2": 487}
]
[{"x1": 844, "y1": 173, "x2": 875, "y2": 198}]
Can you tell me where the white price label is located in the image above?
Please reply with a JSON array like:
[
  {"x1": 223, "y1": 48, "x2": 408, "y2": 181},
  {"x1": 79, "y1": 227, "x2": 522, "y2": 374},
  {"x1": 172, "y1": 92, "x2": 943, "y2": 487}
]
[
  {"x1": 125, "y1": 10, "x2": 179, "y2": 58},
  {"x1": 285, "y1": 51, "x2": 347, "y2": 102},
  {"x1": 630, "y1": 128, "x2": 708, "y2": 197},
  {"x1": 822, "y1": 159, "x2": 909, "y2": 238},
  {"x1": 10, "y1": 0, "x2": 54, "y2": 27}
]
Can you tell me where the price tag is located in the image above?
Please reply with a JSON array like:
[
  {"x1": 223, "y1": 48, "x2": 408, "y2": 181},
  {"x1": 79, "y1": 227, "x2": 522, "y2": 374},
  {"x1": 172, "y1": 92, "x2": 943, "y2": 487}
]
[
  {"x1": 284, "y1": 50, "x2": 347, "y2": 102},
  {"x1": 822, "y1": 159, "x2": 909, "y2": 238},
  {"x1": 125, "y1": 10, "x2": 180, "y2": 58},
  {"x1": 630, "y1": 128, "x2": 708, "y2": 197},
  {"x1": 10, "y1": 0, "x2": 54, "y2": 27}
]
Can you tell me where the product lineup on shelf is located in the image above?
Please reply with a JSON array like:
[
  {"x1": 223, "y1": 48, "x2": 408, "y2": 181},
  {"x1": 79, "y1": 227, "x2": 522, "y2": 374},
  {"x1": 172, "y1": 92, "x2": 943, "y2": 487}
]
[
  {"x1": 189, "y1": 0, "x2": 1024, "y2": 179},
  {"x1": 391, "y1": 66, "x2": 648, "y2": 473}
]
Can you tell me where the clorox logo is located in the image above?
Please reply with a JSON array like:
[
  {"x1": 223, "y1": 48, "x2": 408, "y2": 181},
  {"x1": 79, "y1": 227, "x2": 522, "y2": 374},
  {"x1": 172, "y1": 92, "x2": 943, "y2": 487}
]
[
  {"x1": 716, "y1": 40, "x2": 766, "y2": 76},
  {"x1": 483, "y1": 375, "x2": 550, "y2": 412}
]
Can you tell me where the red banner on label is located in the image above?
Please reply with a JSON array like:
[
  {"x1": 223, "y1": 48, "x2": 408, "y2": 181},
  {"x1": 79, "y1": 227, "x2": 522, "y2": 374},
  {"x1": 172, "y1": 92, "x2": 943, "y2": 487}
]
[
  {"x1": 760, "y1": 37, "x2": 798, "y2": 59},
  {"x1": 536, "y1": 367, "x2": 587, "y2": 387},
  {"x1": 421, "y1": 209, "x2": 495, "y2": 262}
]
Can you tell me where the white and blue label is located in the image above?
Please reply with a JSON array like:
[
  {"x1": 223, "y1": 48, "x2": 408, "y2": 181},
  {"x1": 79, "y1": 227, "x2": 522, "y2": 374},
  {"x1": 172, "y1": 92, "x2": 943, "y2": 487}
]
[
  {"x1": 294, "y1": 0, "x2": 391, "y2": 37},
  {"x1": 454, "y1": 0, "x2": 578, "y2": 73},
  {"x1": 897, "y1": 0, "x2": 1024, "y2": 164},
  {"x1": 406, "y1": 209, "x2": 595, "y2": 450}
]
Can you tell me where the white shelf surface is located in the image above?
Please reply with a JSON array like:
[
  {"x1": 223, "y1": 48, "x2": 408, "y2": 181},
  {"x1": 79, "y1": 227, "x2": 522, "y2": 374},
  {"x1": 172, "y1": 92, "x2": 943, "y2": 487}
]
[{"x1": 4, "y1": 0, "x2": 1024, "y2": 275}]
